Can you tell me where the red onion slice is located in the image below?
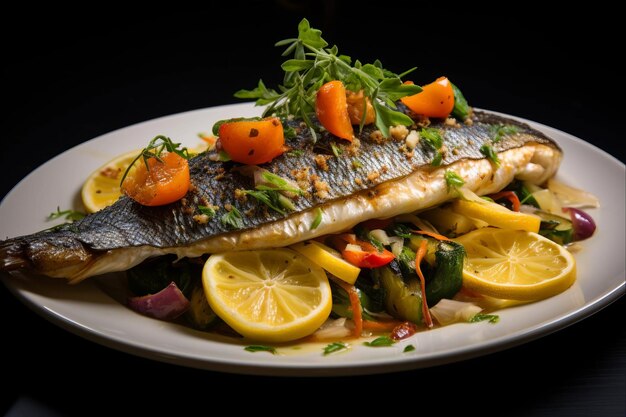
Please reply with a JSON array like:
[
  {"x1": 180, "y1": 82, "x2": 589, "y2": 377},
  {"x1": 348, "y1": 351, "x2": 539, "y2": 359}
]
[
  {"x1": 563, "y1": 207, "x2": 597, "y2": 241},
  {"x1": 127, "y1": 282, "x2": 190, "y2": 320}
]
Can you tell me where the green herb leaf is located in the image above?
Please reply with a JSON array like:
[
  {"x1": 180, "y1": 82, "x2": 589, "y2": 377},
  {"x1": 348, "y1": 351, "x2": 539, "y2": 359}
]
[
  {"x1": 431, "y1": 151, "x2": 443, "y2": 166},
  {"x1": 217, "y1": 150, "x2": 232, "y2": 162},
  {"x1": 323, "y1": 342, "x2": 348, "y2": 356},
  {"x1": 236, "y1": 18, "x2": 418, "y2": 137},
  {"x1": 352, "y1": 159, "x2": 363, "y2": 169},
  {"x1": 48, "y1": 207, "x2": 86, "y2": 222},
  {"x1": 258, "y1": 171, "x2": 304, "y2": 195},
  {"x1": 310, "y1": 207, "x2": 323, "y2": 230},
  {"x1": 391, "y1": 223, "x2": 413, "y2": 238},
  {"x1": 198, "y1": 205, "x2": 216, "y2": 218},
  {"x1": 284, "y1": 125, "x2": 297, "y2": 139},
  {"x1": 480, "y1": 144, "x2": 500, "y2": 167},
  {"x1": 287, "y1": 149, "x2": 304, "y2": 157},
  {"x1": 444, "y1": 170, "x2": 465, "y2": 191},
  {"x1": 420, "y1": 127, "x2": 443, "y2": 149},
  {"x1": 244, "y1": 345, "x2": 277, "y2": 354},
  {"x1": 331, "y1": 143, "x2": 343, "y2": 157},
  {"x1": 244, "y1": 190, "x2": 287, "y2": 215},
  {"x1": 363, "y1": 336, "x2": 395, "y2": 347},
  {"x1": 470, "y1": 313, "x2": 500, "y2": 323},
  {"x1": 490, "y1": 124, "x2": 520, "y2": 143},
  {"x1": 221, "y1": 207, "x2": 244, "y2": 229},
  {"x1": 403, "y1": 344, "x2": 416, "y2": 353},
  {"x1": 451, "y1": 83, "x2": 470, "y2": 121}
]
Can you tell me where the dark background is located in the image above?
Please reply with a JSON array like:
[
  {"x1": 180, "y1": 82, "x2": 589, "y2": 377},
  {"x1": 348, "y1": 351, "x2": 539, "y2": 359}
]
[{"x1": 1, "y1": 3, "x2": 624, "y2": 416}]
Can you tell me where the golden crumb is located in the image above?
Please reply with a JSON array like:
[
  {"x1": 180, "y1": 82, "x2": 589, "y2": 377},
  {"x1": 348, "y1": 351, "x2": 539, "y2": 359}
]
[
  {"x1": 313, "y1": 179, "x2": 329, "y2": 199},
  {"x1": 445, "y1": 117, "x2": 461, "y2": 128},
  {"x1": 224, "y1": 203, "x2": 233, "y2": 211},
  {"x1": 314, "y1": 154, "x2": 330, "y2": 171},
  {"x1": 390, "y1": 125, "x2": 409, "y2": 141},
  {"x1": 345, "y1": 138, "x2": 361, "y2": 156},
  {"x1": 369, "y1": 130, "x2": 385, "y2": 144},
  {"x1": 234, "y1": 189, "x2": 248, "y2": 203},
  {"x1": 193, "y1": 214, "x2": 210, "y2": 224},
  {"x1": 380, "y1": 165, "x2": 389, "y2": 174},
  {"x1": 354, "y1": 178, "x2": 363, "y2": 186},
  {"x1": 464, "y1": 117, "x2": 474, "y2": 126},
  {"x1": 366, "y1": 170, "x2": 380, "y2": 182}
]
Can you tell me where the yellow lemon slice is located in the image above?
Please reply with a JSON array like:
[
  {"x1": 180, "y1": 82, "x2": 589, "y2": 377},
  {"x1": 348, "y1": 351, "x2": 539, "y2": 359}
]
[
  {"x1": 202, "y1": 249, "x2": 332, "y2": 343},
  {"x1": 81, "y1": 150, "x2": 140, "y2": 213},
  {"x1": 451, "y1": 199, "x2": 541, "y2": 232},
  {"x1": 454, "y1": 228, "x2": 576, "y2": 301},
  {"x1": 291, "y1": 240, "x2": 361, "y2": 285}
]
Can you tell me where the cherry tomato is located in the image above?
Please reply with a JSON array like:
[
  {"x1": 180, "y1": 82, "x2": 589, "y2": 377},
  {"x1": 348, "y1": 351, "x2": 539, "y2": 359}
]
[
  {"x1": 122, "y1": 152, "x2": 190, "y2": 206},
  {"x1": 315, "y1": 80, "x2": 354, "y2": 141},
  {"x1": 401, "y1": 76, "x2": 454, "y2": 118},
  {"x1": 218, "y1": 117, "x2": 286, "y2": 165},
  {"x1": 346, "y1": 89, "x2": 376, "y2": 126}
]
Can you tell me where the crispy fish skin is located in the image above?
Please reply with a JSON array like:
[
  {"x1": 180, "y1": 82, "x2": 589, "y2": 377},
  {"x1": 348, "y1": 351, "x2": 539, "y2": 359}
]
[{"x1": 0, "y1": 111, "x2": 561, "y2": 282}]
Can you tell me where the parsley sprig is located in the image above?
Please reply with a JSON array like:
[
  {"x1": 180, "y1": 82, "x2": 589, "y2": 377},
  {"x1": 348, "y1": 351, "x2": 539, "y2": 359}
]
[
  {"x1": 235, "y1": 18, "x2": 422, "y2": 138},
  {"x1": 120, "y1": 135, "x2": 189, "y2": 186}
]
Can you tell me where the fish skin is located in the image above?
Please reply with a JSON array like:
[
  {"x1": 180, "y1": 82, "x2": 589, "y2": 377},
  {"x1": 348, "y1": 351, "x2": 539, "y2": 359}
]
[{"x1": 0, "y1": 111, "x2": 561, "y2": 281}]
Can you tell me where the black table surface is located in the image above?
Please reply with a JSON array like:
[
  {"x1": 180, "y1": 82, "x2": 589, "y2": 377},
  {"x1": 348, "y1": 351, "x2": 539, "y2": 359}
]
[{"x1": 2, "y1": 6, "x2": 624, "y2": 416}]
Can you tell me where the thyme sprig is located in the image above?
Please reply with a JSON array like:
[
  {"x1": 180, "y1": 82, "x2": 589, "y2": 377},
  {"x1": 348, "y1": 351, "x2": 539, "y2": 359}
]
[
  {"x1": 235, "y1": 18, "x2": 422, "y2": 138},
  {"x1": 120, "y1": 135, "x2": 189, "y2": 186}
]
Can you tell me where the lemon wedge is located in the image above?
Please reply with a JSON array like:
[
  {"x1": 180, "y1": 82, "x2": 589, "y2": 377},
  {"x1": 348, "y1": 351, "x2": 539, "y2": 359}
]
[
  {"x1": 81, "y1": 150, "x2": 140, "y2": 213},
  {"x1": 454, "y1": 228, "x2": 576, "y2": 301},
  {"x1": 451, "y1": 199, "x2": 540, "y2": 232},
  {"x1": 202, "y1": 249, "x2": 332, "y2": 343},
  {"x1": 291, "y1": 240, "x2": 361, "y2": 284}
]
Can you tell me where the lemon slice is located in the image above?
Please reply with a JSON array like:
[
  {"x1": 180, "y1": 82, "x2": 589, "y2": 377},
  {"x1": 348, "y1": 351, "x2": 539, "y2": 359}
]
[
  {"x1": 454, "y1": 228, "x2": 576, "y2": 301},
  {"x1": 291, "y1": 240, "x2": 361, "y2": 284},
  {"x1": 451, "y1": 199, "x2": 540, "y2": 232},
  {"x1": 81, "y1": 150, "x2": 140, "y2": 213},
  {"x1": 202, "y1": 249, "x2": 332, "y2": 343}
]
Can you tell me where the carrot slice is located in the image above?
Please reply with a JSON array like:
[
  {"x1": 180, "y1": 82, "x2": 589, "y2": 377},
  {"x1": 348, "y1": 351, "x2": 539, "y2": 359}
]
[{"x1": 316, "y1": 80, "x2": 354, "y2": 141}]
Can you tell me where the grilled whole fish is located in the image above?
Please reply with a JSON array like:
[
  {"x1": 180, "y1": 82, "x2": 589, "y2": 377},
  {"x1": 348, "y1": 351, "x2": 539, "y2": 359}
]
[{"x1": 0, "y1": 111, "x2": 561, "y2": 282}]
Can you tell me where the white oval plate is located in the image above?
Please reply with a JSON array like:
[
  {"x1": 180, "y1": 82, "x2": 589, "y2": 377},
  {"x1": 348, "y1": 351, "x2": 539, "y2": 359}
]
[{"x1": 1, "y1": 103, "x2": 624, "y2": 376}]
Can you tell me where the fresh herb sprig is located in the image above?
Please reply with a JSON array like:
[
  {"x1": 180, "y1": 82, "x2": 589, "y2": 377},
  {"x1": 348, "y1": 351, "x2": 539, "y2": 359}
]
[
  {"x1": 235, "y1": 18, "x2": 422, "y2": 138},
  {"x1": 120, "y1": 135, "x2": 189, "y2": 186},
  {"x1": 48, "y1": 207, "x2": 86, "y2": 222}
]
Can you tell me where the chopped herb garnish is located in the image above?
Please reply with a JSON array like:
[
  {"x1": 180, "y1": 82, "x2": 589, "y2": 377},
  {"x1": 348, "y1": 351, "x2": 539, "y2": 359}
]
[
  {"x1": 352, "y1": 159, "x2": 363, "y2": 169},
  {"x1": 245, "y1": 190, "x2": 291, "y2": 215},
  {"x1": 257, "y1": 171, "x2": 304, "y2": 195},
  {"x1": 310, "y1": 207, "x2": 323, "y2": 230},
  {"x1": 451, "y1": 83, "x2": 470, "y2": 121},
  {"x1": 490, "y1": 124, "x2": 520, "y2": 143},
  {"x1": 287, "y1": 149, "x2": 304, "y2": 157},
  {"x1": 221, "y1": 207, "x2": 244, "y2": 229},
  {"x1": 234, "y1": 18, "x2": 421, "y2": 138},
  {"x1": 323, "y1": 342, "x2": 348, "y2": 356},
  {"x1": 391, "y1": 223, "x2": 413, "y2": 239},
  {"x1": 217, "y1": 150, "x2": 232, "y2": 162},
  {"x1": 470, "y1": 313, "x2": 500, "y2": 324},
  {"x1": 244, "y1": 345, "x2": 277, "y2": 354},
  {"x1": 198, "y1": 205, "x2": 216, "y2": 218},
  {"x1": 444, "y1": 170, "x2": 465, "y2": 191},
  {"x1": 48, "y1": 207, "x2": 86, "y2": 222},
  {"x1": 480, "y1": 144, "x2": 500, "y2": 167},
  {"x1": 331, "y1": 143, "x2": 343, "y2": 157},
  {"x1": 283, "y1": 125, "x2": 297, "y2": 139},
  {"x1": 120, "y1": 135, "x2": 189, "y2": 186},
  {"x1": 363, "y1": 336, "x2": 395, "y2": 347},
  {"x1": 431, "y1": 151, "x2": 443, "y2": 166},
  {"x1": 420, "y1": 127, "x2": 443, "y2": 150},
  {"x1": 403, "y1": 344, "x2": 416, "y2": 353}
]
